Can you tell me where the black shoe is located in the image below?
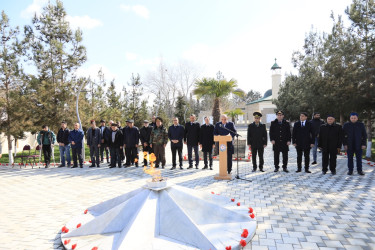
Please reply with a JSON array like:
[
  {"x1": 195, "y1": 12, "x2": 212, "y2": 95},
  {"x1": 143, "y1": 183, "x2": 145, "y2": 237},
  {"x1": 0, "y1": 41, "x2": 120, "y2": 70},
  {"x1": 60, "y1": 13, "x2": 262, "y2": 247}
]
[
  {"x1": 195, "y1": 166, "x2": 199, "y2": 169},
  {"x1": 347, "y1": 171, "x2": 353, "y2": 175},
  {"x1": 358, "y1": 171, "x2": 365, "y2": 176},
  {"x1": 45, "y1": 165, "x2": 49, "y2": 168},
  {"x1": 312, "y1": 161, "x2": 317, "y2": 165},
  {"x1": 109, "y1": 166, "x2": 116, "y2": 168},
  {"x1": 162, "y1": 166, "x2": 165, "y2": 169},
  {"x1": 118, "y1": 166, "x2": 122, "y2": 168},
  {"x1": 210, "y1": 167, "x2": 213, "y2": 170},
  {"x1": 80, "y1": 166, "x2": 83, "y2": 168},
  {"x1": 252, "y1": 168, "x2": 256, "y2": 172},
  {"x1": 155, "y1": 165, "x2": 159, "y2": 168},
  {"x1": 97, "y1": 165, "x2": 100, "y2": 168},
  {"x1": 283, "y1": 168, "x2": 289, "y2": 173},
  {"x1": 124, "y1": 165, "x2": 130, "y2": 168},
  {"x1": 202, "y1": 166, "x2": 208, "y2": 170},
  {"x1": 331, "y1": 171, "x2": 336, "y2": 175},
  {"x1": 135, "y1": 164, "x2": 138, "y2": 168},
  {"x1": 71, "y1": 166, "x2": 78, "y2": 168},
  {"x1": 180, "y1": 166, "x2": 184, "y2": 170},
  {"x1": 259, "y1": 169, "x2": 265, "y2": 172},
  {"x1": 305, "y1": 170, "x2": 311, "y2": 173},
  {"x1": 296, "y1": 169, "x2": 302, "y2": 173},
  {"x1": 170, "y1": 166, "x2": 176, "y2": 170},
  {"x1": 187, "y1": 166, "x2": 193, "y2": 169},
  {"x1": 89, "y1": 165, "x2": 95, "y2": 168},
  {"x1": 274, "y1": 169, "x2": 279, "y2": 172},
  {"x1": 322, "y1": 171, "x2": 327, "y2": 175},
  {"x1": 58, "y1": 165, "x2": 65, "y2": 168}
]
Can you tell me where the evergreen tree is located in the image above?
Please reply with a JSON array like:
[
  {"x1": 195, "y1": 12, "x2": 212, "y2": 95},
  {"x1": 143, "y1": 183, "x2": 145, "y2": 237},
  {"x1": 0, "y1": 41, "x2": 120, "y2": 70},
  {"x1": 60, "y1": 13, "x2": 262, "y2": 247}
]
[
  {"x1": 128, "y1": 73, "x2": 143, "y2": 125},
  {"x1": 174, "y1": 95, "x2": 187, "y2": 125},
  {"x1": 23, "y1": 0, "x2": 86, "y2": 132}
]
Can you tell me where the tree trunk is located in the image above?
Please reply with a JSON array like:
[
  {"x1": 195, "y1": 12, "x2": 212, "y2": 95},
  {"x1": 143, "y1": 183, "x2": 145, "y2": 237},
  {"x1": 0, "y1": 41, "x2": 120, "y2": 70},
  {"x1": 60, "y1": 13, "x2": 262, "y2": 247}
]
[
  {"x1": 212, "y1": 97, "x2": 221, "y2": 124},
  {"x1": 339, "y1": 112, "x2": 344, "y2": 125},
  {"x1": 366, "y1": 113, "x2": 372, "y2": 159},
  {"x1": 7, "y1": 135, "x2": 13, "y2": 164}
]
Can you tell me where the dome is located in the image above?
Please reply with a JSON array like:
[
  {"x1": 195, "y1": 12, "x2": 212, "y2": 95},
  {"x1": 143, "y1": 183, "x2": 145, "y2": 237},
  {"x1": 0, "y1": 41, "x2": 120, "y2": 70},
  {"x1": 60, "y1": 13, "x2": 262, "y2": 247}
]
[{"x1": 263, "y1": 89, "x2": 272, "y2": 98}]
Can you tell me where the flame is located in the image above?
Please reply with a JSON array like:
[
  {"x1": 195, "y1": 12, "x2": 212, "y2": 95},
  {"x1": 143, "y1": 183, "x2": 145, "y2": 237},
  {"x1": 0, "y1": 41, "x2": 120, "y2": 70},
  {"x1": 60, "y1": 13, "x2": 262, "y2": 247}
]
[{"x1": 143, "y1": 153, "x2": 162, "y2": 181}]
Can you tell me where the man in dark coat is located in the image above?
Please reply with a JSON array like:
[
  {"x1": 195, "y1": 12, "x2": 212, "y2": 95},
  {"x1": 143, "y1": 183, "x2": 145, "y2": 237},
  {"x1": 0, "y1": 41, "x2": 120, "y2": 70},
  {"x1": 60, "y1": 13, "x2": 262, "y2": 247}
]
[
  {"x1": 311, "y1": 112, "x2": 324, "y2": 165},
  {"x1": 37, "y1": 125, "x2": 56, "y2": 168},
  {"x1": 214, "y1": 114, "x2": 237, "y2": 174},
  {"x1": 168, "y1": 117, "x2": 185, "y2": 170},
  {"x1": 86, "y1": 120, "x2": 102, "y2": 168},
  {"x1": 99, "y1": 120, "x2": 110, "y2": 164},
  {"x1": 292, "y1": 112, "x2": 314, "y2": 173},
  {"x1": 68, "y1": 123, "x2": 84, "y2": 168},
  {"x1": 270, "y1": 111, "x2": 291, "y2": 172},
  {"x1": 123, "y1": 120, "x2": 139, "y2": 167},
  {"x1": 199, "y1": 116, "x2": 215, "y2": 170},
  {"x1": 107, "y1": 123, "x2": 123, "y2": 168},
  {"x1": 140, "y1": 120, "x2": 153, "y2": 166},
  {"x1": 247, "y1": 112, "x2": 267, "y2": 172},
  {"x1": 318, "y1": 115, "x2": 343, "y2": 175},
  {"x1": 104, "y1": 120, "x2": 114, "y2": 165},
  {"x1": 57, "y1": 121, "x2": 71, "y2": 168},
  {"x1": 184, "y1": 114, "x2": 200, "y2": 169},
  {"x1": 118, "y1": 121, "x2": 126, "y2": 163},
  {"x1": 343, "y1": 112, "x2": 367, "y2": 175}
]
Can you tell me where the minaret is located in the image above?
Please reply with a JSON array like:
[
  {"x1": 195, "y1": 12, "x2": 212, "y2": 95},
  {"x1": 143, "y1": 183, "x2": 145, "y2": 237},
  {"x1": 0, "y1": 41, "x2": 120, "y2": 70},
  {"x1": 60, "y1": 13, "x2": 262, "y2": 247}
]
[{"x1": 271, "y1": 58, "x2": 282, "y2": 101}]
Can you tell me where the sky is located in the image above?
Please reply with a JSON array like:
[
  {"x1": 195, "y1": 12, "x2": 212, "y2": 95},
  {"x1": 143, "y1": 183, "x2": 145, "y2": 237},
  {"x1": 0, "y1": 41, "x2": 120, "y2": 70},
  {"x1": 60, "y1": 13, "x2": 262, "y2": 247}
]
[{"x1": 2, "y1": 0, "x2": 354, "y2": 96}]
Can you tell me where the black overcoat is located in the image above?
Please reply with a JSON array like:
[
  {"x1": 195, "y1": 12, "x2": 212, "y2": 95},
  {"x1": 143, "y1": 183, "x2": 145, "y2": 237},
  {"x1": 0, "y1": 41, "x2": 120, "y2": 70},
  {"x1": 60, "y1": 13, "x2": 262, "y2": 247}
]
[{"x1": 200, "y1": 124, "x2": 215, "y2": 152}]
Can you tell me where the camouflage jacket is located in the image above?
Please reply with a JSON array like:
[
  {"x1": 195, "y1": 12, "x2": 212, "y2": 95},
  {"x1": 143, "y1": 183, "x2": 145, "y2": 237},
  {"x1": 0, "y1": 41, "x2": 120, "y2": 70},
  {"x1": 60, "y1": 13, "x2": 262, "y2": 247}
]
[{"x1": 150, "y1": 125, "x2": 168, "y2": 145}]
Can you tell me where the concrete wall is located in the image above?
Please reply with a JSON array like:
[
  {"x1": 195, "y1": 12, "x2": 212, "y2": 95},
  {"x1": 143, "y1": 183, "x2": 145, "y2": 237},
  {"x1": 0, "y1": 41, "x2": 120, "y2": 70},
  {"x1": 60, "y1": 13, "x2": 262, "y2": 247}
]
[{"x1": 0, "y1": 133, "x2": 38, "y2": 154}]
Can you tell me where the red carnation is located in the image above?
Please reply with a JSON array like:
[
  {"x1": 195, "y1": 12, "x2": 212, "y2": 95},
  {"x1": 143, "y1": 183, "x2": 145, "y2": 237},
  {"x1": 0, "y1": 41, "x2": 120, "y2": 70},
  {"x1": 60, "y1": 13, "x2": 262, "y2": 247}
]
[
  {"x1": 62, "y1": 226, "x2": 68, "y2": 233},
  {"x1": 72, "y1": 243, "x2": 77, "y2": 249},
  {"x1": 250, "y1": 213, "x2": 255, "y2": 219},
  {"x1": 225, "y1": 246, "x2": 232, "y2": 250},
  {"x1": 237, "y1": 202, "x2": 241, "y2": 206},
  {"x1": 248, "y1": 207, "x2": 253, "y2": 213},
  {"x1": 211, "y1": 191, "x2": 215, "y2": 194},
  {"x1": 84, "y1": 209, "x2": 88, "y2": 214},
  {"x1": 240, "y1": 239, "x2": 247, "y2": 247},
  {"x1": 241, "y1": 229, "x2": 249, "y2": 238},
  {"x1": 64, "y1": 239, "x2": 70, "y2": 245},
  {"x1": 92, "y1": 247, "x2": 98, "y2": 250},
  {"x1": 76, "y1": 223, "x2": 81, "y2": 228},
  {"x1": 231, "y1": 198, "x2": 235, "y2": 202}
]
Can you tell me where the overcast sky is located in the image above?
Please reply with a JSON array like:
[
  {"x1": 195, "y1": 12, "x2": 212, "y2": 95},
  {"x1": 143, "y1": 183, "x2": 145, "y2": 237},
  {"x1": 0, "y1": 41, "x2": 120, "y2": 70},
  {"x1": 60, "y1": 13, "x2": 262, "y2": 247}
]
[{"x1": 3, "y1": 0, "x2": 353, "y2": 96}]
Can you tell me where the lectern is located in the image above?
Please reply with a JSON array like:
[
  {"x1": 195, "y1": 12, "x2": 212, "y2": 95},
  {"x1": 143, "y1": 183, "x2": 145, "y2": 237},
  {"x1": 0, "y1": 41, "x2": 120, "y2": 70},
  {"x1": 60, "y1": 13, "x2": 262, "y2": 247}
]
[{"x1": 214, "y1": 135, "x2": 232, "y2": 180}]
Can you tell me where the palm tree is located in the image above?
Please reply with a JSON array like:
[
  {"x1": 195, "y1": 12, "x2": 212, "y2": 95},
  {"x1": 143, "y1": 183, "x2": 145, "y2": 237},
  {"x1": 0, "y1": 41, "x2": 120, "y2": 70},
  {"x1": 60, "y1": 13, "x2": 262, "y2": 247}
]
[
  {"x1": 193, "y1": 77, "x2": 243, "y2": 124},
  {"x1": 224, "y1": 108, "x2": 245, "y2": 124}
]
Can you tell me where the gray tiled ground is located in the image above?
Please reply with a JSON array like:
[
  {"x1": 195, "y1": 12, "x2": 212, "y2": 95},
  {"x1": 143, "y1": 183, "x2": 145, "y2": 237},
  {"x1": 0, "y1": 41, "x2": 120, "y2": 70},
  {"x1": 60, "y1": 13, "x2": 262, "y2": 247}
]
[{"x1": 0, "y1": 127, "x2": 374, "y2": 250}]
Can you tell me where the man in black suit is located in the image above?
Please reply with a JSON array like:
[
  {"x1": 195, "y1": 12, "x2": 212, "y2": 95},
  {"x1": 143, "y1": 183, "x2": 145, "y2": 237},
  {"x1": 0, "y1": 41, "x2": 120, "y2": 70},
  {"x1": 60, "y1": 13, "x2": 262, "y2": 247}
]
[
  {"x1": 214, "y1": 114, "x2": 237, "y2": 174},
  {"x1": 270, "y1": 111, "x2": 291, "y2": 173},
  {"x1": 199, "y1": 116, "x2": 215, "y2": 170},
  {"x1": 123, "y1": 119, "x2": 139, "y2": 167},
  {"x1": 99, "y1": 120, "x2": 110, "y2": 164},
  {"x1": 292, "y1": 112, "x2": 314, "y2": 173},
  {"x1": 184, "y1": 114, "x2": 200, "y2": 169},
  {"x1": 106, "y1": 123, "x2": 123, "y2": 168},
  {"x1": 139, "y1": 120, "x2": 153, "y2": 166},
  {"x1": 247, "y1": 112, "x2": 267, "y2": 172},
  {"x1": 168, "y1": 117, "x2": 185, "y2": 170},
  {"x1": 318, "y1": 115, "x2": 343, "y2": 175}
]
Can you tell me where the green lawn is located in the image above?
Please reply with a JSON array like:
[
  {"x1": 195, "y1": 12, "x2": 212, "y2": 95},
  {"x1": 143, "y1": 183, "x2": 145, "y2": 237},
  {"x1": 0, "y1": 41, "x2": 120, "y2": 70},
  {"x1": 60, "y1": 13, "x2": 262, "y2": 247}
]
[{"x1": 0, "y1": 145, "x2": 92, "y2": 165}]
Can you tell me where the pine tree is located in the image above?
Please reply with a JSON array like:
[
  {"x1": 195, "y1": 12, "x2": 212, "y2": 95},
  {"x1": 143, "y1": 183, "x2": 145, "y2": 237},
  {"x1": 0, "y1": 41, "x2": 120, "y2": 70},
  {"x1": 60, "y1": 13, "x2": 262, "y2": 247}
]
[
  {"x1": 23, "y1": 0, "x2": 86, "y2": 132},
  {"x1": 174, "y1": 95, "x2": 187, "y2": 125},
  {"x1": 0, "y1": 11, "x2": 29, "y2": 164},
  {"x1": 127, "y1": 74, "x2": 143, "y2": 125}
]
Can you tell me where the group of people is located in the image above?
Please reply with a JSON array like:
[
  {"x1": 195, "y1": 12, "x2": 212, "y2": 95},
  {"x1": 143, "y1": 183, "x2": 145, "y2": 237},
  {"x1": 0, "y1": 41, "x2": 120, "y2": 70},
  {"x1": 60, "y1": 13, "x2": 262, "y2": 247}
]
[
  {"x1": 36, "y1": 110, "x2": 368, "y2": 176},
  {"x1": 36, "y1": 114, "x2": 238, "y2": 172},
  {"x1": 247, "y1": 111, "x2": 368, "y2": 175}
]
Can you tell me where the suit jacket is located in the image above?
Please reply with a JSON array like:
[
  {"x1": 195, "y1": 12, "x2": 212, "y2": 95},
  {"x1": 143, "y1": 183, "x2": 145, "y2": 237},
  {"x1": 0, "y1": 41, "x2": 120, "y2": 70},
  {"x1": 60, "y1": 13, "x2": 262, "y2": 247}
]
[
  {"x1": 199, "y1": 123, "x2": 215, "y2": 152},
  {"x1": 269, "y1": 119, "x2": 291, "y2": 151},
  {"x1": 139, "y1": 126, "x2": 153, "y2": 146},
  {"x1": 86, "y1": 127, "x2": 102, "y2": 146},
  {"x1": 318, "y1": 123, "x2": 343, "y2": 152},
  {"x1": 100, "y1": 126, "x2": 111, "y2": 144},
  {"x1": 343, "y1": 121, "x2": 367, "y2": 150},
  {"x1": 168, "y1": 124, "x2": 185, "y2": 147},
  {"x1": 214, "y1": 121, "x2": 236, "y2": 154},
  {"x1": 107, "y1": 129, "x2": 123, "y2": 148},
  {"x1": 247, "y1": 122, "x2": 267, "y2": 148},
  {"x1": 292, "y1": 120, "x2": 314, "y2": 150},
  {"x1": 184, "y1": 122, "x2": 200, "y2": 146},
  {"x1": 68, "y1": 129, "x2": 84, "y2": 149},
  {"x1": 123, "y1": 126, "x2": 140, "y2": 148}
]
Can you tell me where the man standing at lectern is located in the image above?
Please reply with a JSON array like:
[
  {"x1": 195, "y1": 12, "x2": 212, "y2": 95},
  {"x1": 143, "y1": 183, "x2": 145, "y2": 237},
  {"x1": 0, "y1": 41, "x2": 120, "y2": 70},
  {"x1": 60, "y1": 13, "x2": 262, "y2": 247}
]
[{"x1": 214, "y1": 114, "x2": 237, "y2": 174}]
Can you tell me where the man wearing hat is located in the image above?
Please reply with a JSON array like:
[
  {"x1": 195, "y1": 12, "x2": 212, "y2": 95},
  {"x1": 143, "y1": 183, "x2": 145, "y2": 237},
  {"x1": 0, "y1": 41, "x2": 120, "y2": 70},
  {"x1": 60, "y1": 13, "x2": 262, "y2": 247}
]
[
  {"x1": 123, "y1": 119, "x2": 139, "y2": 167},
  {"x1": 343, "y1": 112, "x2": 367, "y2": 175},
  {"x1": 99, "y1": 120, "x2": 110, "y2": 164},
  {"x1": 270, "y1": 111, "x2": 291, "y2": 172},
  {"x1": 318, "y1": 115, "x2": 343, "y2": 175},
  {"x1": 106, "y1": 123, "x2": 123, "y2": 168},
  {"x1": 150, "y1": 117, "x2": 168, "y2": 168},
  {"x1": 311, "y1": 112, "x2": 324, "y2": 165},
  {"x1": 140, "y1": 120, "x2": 153, "y2": 166},
  {"x1": 292, "y1": 112, "x2": 314, "y2": 173},
  {"x1": 247, "y1": 112, "x2": 267, "y2": 172}
]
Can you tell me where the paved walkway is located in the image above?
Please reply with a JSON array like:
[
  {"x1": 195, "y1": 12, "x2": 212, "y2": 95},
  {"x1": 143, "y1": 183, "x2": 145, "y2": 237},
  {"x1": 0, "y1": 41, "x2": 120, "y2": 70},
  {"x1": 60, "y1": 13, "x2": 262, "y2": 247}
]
[{"x1": 0, "y1": 128, "x2": 374, "y2": 250}]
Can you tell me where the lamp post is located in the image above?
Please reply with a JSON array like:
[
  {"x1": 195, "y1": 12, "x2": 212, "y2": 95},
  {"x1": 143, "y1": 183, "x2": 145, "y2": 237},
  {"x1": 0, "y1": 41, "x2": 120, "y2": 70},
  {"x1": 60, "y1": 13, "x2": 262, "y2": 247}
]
[{"x1": 76, "y1": 79, "x2": 87, "y2": 161}]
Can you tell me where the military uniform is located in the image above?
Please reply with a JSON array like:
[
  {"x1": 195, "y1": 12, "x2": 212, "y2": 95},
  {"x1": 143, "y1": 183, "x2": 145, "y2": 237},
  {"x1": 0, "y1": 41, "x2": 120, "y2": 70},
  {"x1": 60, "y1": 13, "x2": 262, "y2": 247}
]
[{"x1": 270, "y1": 117, "x2": 291, "y2": 172}]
